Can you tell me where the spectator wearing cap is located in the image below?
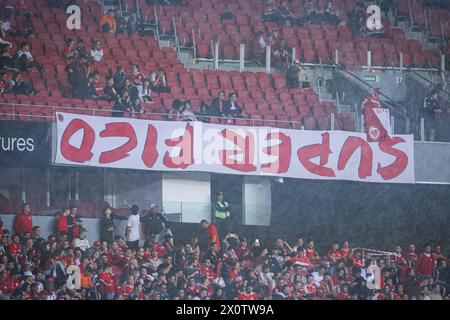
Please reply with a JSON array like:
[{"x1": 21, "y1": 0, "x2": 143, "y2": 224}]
[
  {"x1": 213, "y1": 192, "x2": 232, "y2": 235},
  {"x1": 99, "y1": 9, "x2": 117, "y2": 33}
]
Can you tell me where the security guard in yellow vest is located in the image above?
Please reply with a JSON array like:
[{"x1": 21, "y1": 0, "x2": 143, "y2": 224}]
[{"x1": 214, "y1": 192, "x2": 231, "y2": 234}]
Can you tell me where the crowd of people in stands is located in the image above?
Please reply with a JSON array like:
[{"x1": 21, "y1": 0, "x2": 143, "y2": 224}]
[
  {"x1": 0, "y1": 6, "x2": 43, "y2": 97},
  {"x1": 62, "y1": 33, "x2": 170, "y2": 115},
  {"x1": 250, "y1": 29, "x2": 293, "y2": 70},
  {"x1": 262, "y1": 0, "x2": 342, "y2": 27},
  {"x1": 0, "y1": 203, "x2": 449, "y2": 300},
  {"x1": 167, "y1": 91, "x2": 246, "y2": 123}
]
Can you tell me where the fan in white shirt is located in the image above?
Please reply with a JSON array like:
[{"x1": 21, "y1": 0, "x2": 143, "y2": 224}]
[
  {"x1": 90, "y1": 40, "x2": 104, "y2": 62},
  {"x1": 72, "y1": 228, "x2": 90, "y2": 252}
]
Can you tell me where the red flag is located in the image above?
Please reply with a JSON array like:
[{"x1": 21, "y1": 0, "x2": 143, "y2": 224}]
[{"x1": 363, "y1": 93, "x2": 391, "y2": 142}]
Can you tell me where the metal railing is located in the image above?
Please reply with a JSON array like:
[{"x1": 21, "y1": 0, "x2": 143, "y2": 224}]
[
  {"x1": 10, "y1": 100, "x2": 445, "y2": 141},
  {"x1": 0, "y1": 101, "x2": 303, "y2": 127},
  {"x1": 172, "y1": 17, "x2": 181, "y2": 60},
  {"x1": 331, "y1": 62, "x2": 407, "y2": 118},
  {"x1": 408, "y1": 69, "x2": 450, "y2": 99}
]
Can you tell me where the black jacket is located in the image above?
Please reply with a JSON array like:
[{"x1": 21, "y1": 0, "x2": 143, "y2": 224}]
[{"x1": 223, "y1": 100, "x2": 243, "y2": 118}]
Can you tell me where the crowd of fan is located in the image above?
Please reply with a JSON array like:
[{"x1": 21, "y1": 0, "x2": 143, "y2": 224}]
[
  {"x1": 0, "y1": 203, "x2": 449, "y2": 300},
  {"x1": 262, "y1": 0, "x2": 342, "y2": 27},
  {"x1": 0, "y1": 7, "x2": 44, "y2": 96}
]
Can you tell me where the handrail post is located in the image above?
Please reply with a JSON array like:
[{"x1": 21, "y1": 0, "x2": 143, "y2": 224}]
[
  {"x1": 441, "y1": 54, "x2": 446, "y2": 83},
  {"x1": 400, "y1": 52, "x2": 404, "y2": 72},
  {"x1": 331, "y1": 113, "x2": 335, "y2": 131},
  {"x1": 317, "y1": 79, "x2": 322, "y2": 102},
  {"x1": 291, "y1": 47, "x2": 296, "y2": 64},
  {"x1": 335, "y1": 49, "x2": 339, "y2": 65},
  {"x1": 214, "y1": 41, "x2": 219, "y2": 70},
  {"x1": 172, "y1": 17, "x2": 180, "y2": 60},
  {"x1": 390, "y1": 116, "x2": 395, "y2": 134},
  {"x1": 367, "y1": 50, "x2": 372, "y2": 69},
  {"x1": 192, "y1": 28, "x2": 197, "y2": 61},
  {"x1": 154, "y1": 5, "x2": 160, "y2": 43},
  {"x1": 360, "y1": 114, "x2": 365, "y2": 133},
  {"x1": 265, "y1": 45, "x2": 271, "y2": 74},
  {"x1": 239, "y1": 44, "x2": 245, "y2": 72},
  {"x1": 420, "y1": 117, "x2": 425, "y2": 142},
  {"x1": 406, "y1": 117, "x2": 410, "y2": 134}
]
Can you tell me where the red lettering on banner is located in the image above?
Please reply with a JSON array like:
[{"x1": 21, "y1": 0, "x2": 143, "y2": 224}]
[
  {"x1": 163, "y1": 123, "x2": 194, "y2": 169},
  {"x1": 297, "y1": 133, "x2": 336, "y2": 177},
  {"x1": 338, "y1": 137, "x2": 373, "y2": 179},
  {"x1": 261, "y1": 132, "x2": 292, "y2": 174},
  {"x1": 219, "y1": 129, "x2": 257, "y2": 172},
  {"x1": 99, "y1": 123, "x2": 137, "y2": 164},
  {"x1": 60, "y1": 119, "x2": 95, "y2": 163},
  {"x1": 142, "y1": 124, "x2": 159, "y2": 168},
  {"x1": 377, "y1": 137, "x2": 408, "y2": 180}
]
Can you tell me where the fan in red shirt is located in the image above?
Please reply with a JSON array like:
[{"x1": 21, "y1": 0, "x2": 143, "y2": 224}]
[
  {"x1": 417, "y1": 245, "x2": 436, "y2": 277},
  {"x1": 351, "y1": 251, "x2": 365, "y2": 268},
  {"x1": 336, "y1": 284, "x2": 350, "y2": 300},
  {"x1": 0, "y1": 273, "x2": 20, "y2": 295},
  {"x1": 9, "y1": 234, "x2": 23, "y2": 257},
  {"x1": 57, "y1": 208, "x2": 69, "y2": 235},
  {"x1": 405, "y1": 244, "x2": 419, "y2": 267},
  {"x1": 92, "y1": 72, "x2": 105, "y2": 97},
  {"x1": 291, "y1": 250, "x2": 312, "y2": 269},
  {"x1": 238, "y1": 285, "x2": 259, "y2": 300},
  {"x1": 328, "y1": 243, "x2": 343, "y2": 260},
  {"x1": 131, "y1": 64, "x2": 144, "y2": 87},
  {"x1": 339, "y1": 241, "x2": 352, "y2": 258},
  {"x1": 199, "y1": 259, "x2": 218, "y2": 281},
  {"x1": 303, "y1": 275, "x2": 317, "y2": 296},
  {"x1": 99, "y1": 265, "x2": 116, "y2": 299},
  {"x1": 14, "y1": 203, "x2": 33, "y2": 236},
  {"x1": 305, "y1": 240, "x2": 320, "y2": 266},
  {"x1": 236, "y1": 238, "x2": 251, "y2": 257},
  {"x1": 432, "y1": 245, "x2": 447, "y2": 264},
  {"x1": 201, "y1": 220, "x2": 221, "y2": 251},
  {"x1": 363, "y1": 87, "x2": 382, "y2": 109},
  {"x1": 63, "y1": 39, "x2": 76, "y2": 60}
]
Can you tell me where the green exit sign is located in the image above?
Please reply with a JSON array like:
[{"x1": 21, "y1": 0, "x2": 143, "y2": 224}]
[{"x1": 364, "y1": 74, "x2": 381, "y2": 82}]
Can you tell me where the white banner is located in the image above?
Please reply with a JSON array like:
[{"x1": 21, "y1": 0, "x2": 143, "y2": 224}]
[{"x1": 54, "y1": 112, "x2": 415, "y2": 184}]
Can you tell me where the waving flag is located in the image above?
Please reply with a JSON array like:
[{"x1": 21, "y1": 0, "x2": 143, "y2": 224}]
[{"x1": 365, "y1": 107, "x2": 392, "y2": 142}]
